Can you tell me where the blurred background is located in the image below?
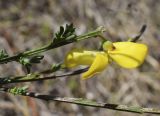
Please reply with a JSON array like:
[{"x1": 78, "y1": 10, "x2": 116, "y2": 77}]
[{"x1": 0, "y1": 0, "x2": 160, "y2": 116}]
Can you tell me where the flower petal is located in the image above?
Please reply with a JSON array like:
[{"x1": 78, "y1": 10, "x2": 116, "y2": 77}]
[
  {"x1": 65, "y1": 49, "x2": 98, "y2": 68},
  {"x1": 82, "y1": 53, "x2": 108, "y2": 79},
  {"x1": 108, "y1": 42, "x2": 148, "y2": 68}
]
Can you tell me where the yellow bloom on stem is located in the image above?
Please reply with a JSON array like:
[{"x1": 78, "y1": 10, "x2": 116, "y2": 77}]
[{"x1": 65, "y1": 41, "x2": 148, "y2": 79}]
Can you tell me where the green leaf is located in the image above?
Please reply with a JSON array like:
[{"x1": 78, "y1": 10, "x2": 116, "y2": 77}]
[
  {"x1": 19, "y1": 55, "x2": 44, "y2": 73},
  {"x1": 8, "y1": 86, "x2": 28, "y2": 95},
  {"x1": 30, "y1": 55, "x2": 44, "y2": 64},
  {"x1": 51, "y1": 63, "x2": 62, "y2": 72},
  {"x1": 53, "y1": 23, "x2": 77, "y2": 44},
  {"x1": 19, "y1": 57, "x2": 31, "y2": 73},
  {"x1": 0, "y1": 50, "x2": 9, "y2": 60}
]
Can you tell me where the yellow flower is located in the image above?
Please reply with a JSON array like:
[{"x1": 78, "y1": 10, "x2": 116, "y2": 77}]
[{"x1": 65, "y1": 41, "x2": 148, "y2": 79}]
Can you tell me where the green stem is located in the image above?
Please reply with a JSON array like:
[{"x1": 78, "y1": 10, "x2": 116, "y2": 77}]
[
  {"x1": 23, "y1": 43, "x2": 51, "y2": 56},
  {"x1": 76, "y1": 26, "x2": 105, "y2": 41},
  {"x1": 0, "y1": 26, "x2": 105, "y2": 64}
]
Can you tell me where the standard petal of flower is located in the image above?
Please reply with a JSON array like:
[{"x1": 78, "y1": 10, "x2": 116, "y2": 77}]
[
  {"x1": 82, "y1": 53, "x2": 108, "y2": 79},
  {"x1": 108, "y1": 42, "x2": 148, "y2": 68},
  {"x1": 64, "y1": 49, "x2": 98, "y2": 68}
]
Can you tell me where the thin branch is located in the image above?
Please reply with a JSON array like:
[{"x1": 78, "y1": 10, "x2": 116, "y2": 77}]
[
  {"x1": 1, "y1": 87, "x2": 160, "y2": 114},
  {"x1": 0, "y1": 67, "x2": 89, "y2": 84},
  {"x1": 130, "y1": 24, "x2": 147, "y2": 42}
]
